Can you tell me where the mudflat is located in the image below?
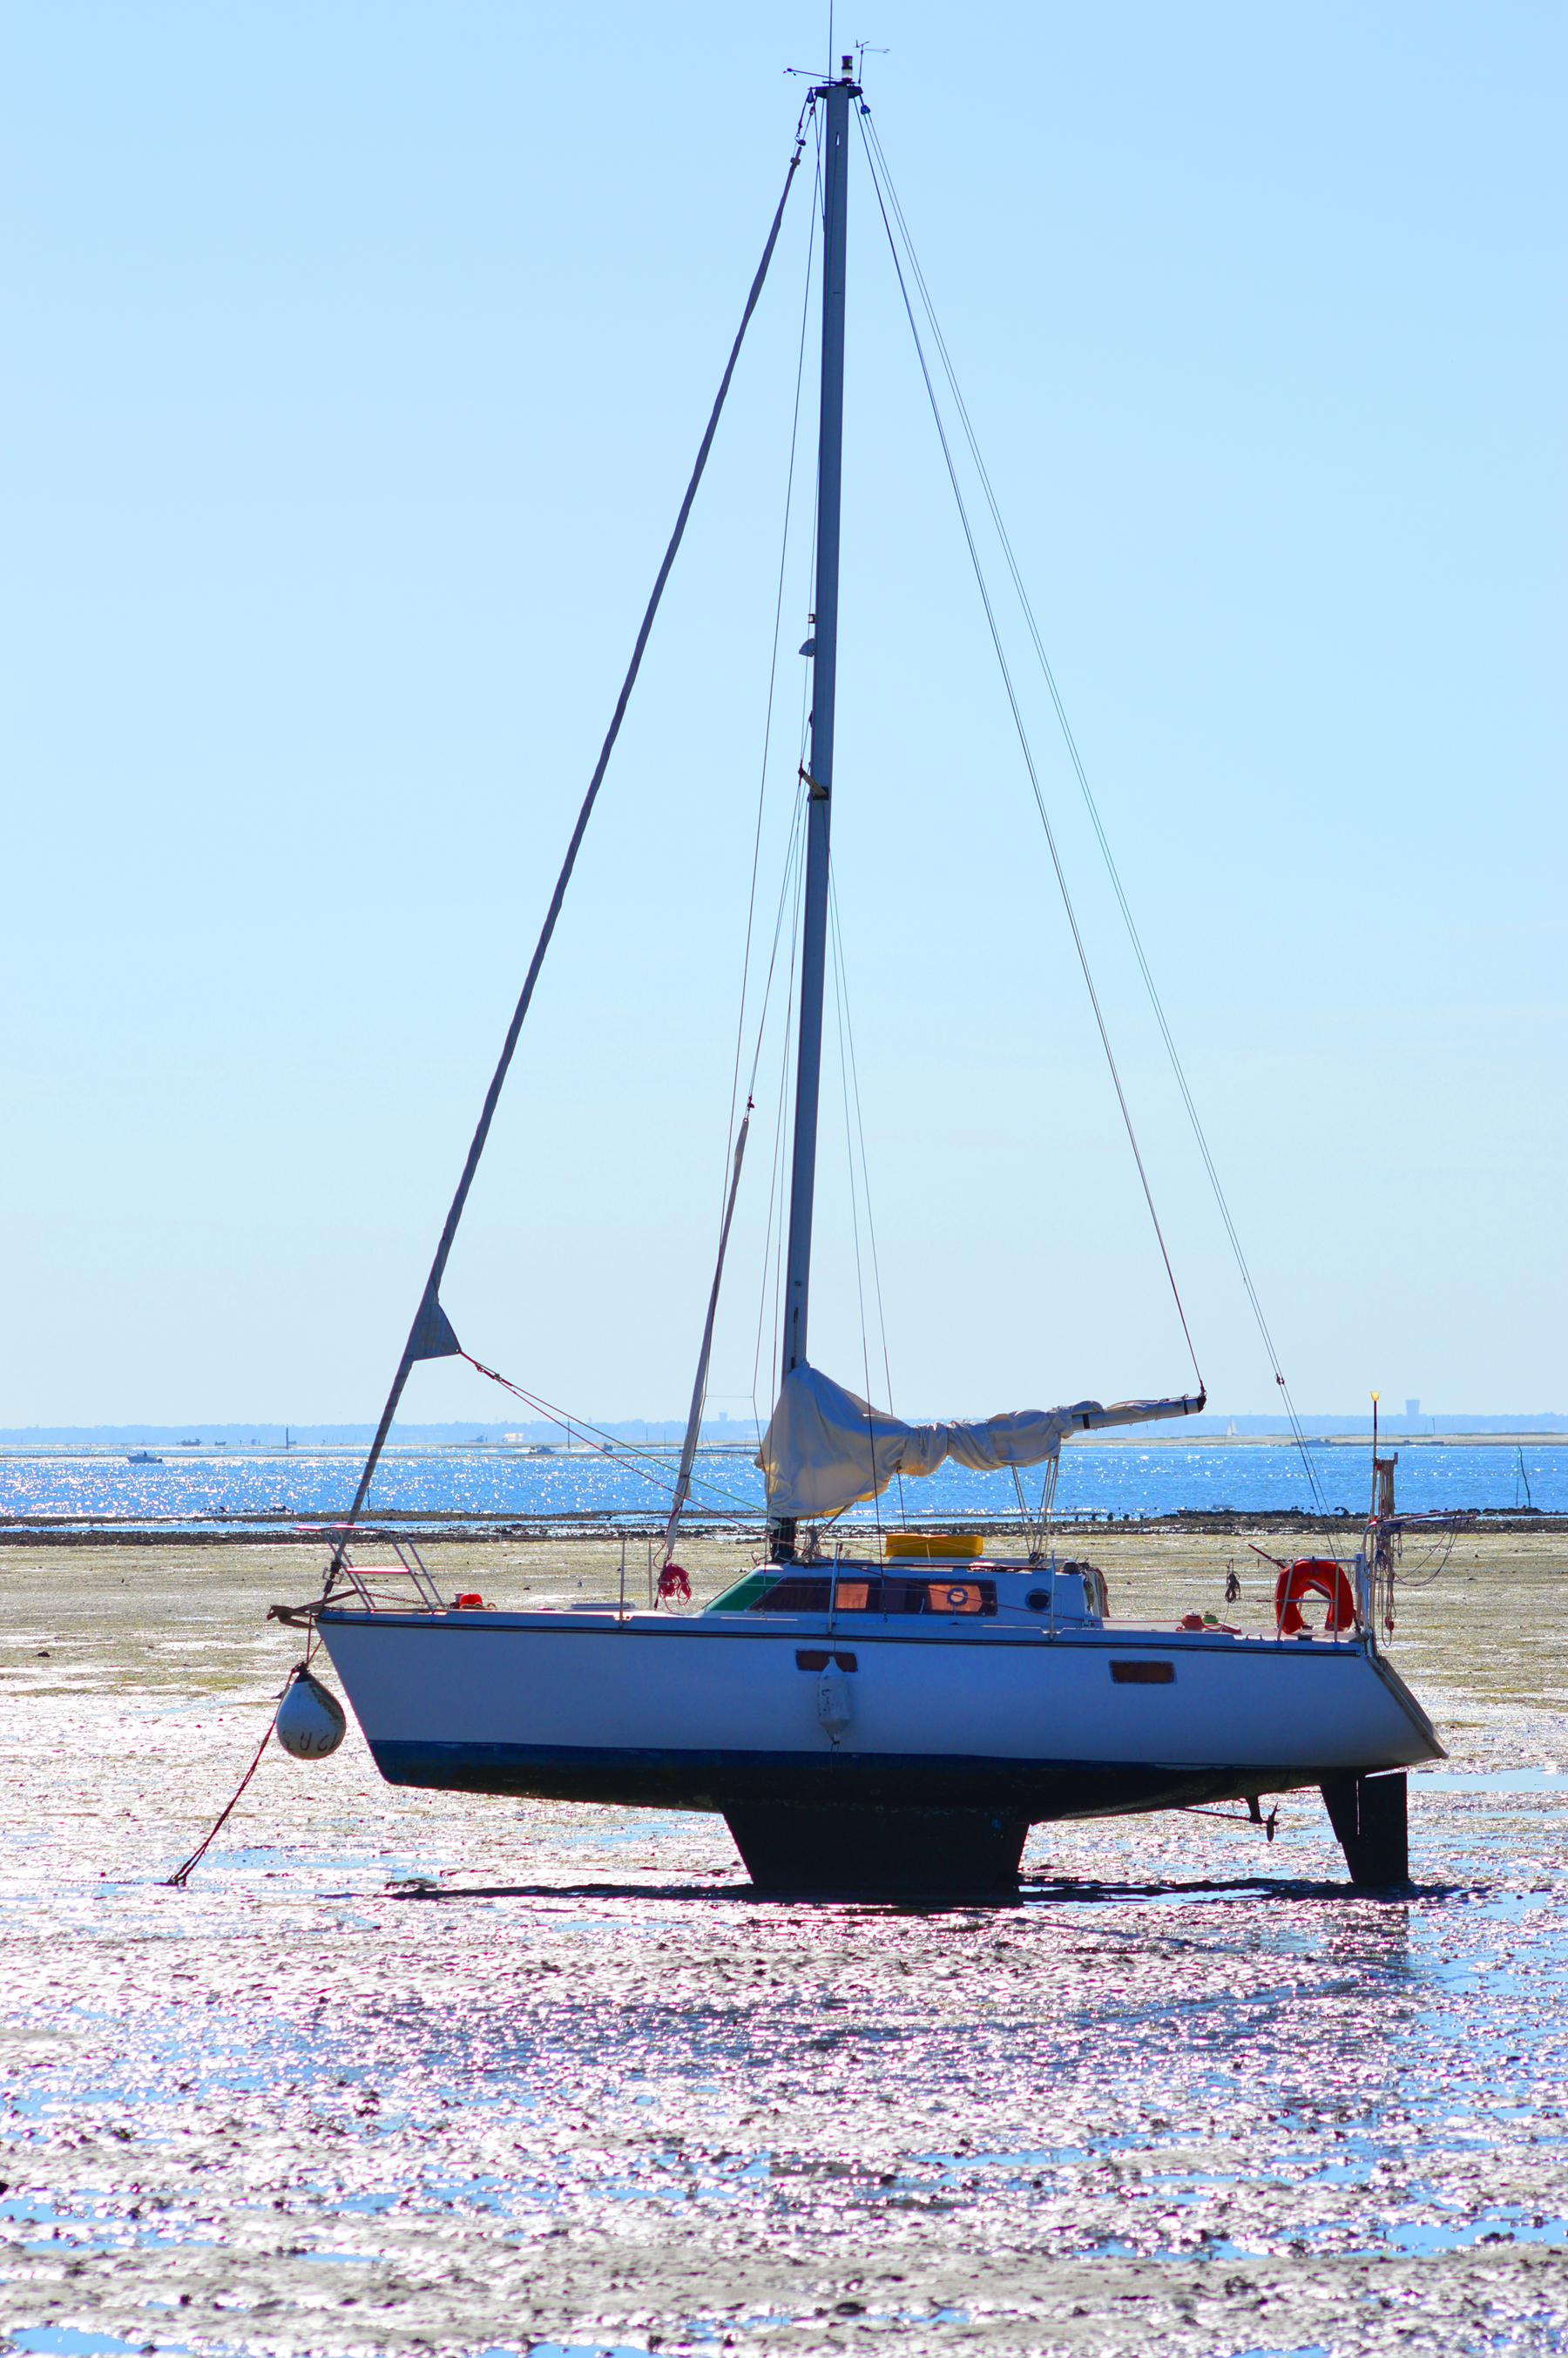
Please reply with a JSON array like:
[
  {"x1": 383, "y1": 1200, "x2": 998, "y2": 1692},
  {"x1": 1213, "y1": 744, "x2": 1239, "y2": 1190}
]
[{"x1": 3, "y1": 1527, "x2": 1566, "y2": 2354}]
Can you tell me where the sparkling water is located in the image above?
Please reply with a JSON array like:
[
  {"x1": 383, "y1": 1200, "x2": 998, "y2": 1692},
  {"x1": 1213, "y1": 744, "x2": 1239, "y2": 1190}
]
[{"x1": 1, "y1": 1439, "x2": 1562, "y2": 1527}]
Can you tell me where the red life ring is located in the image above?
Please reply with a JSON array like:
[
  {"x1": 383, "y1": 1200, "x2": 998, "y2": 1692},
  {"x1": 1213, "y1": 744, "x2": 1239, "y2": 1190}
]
[{"x1": 1274, "y1": 1557, "x2": 1355, "y2": 1635}]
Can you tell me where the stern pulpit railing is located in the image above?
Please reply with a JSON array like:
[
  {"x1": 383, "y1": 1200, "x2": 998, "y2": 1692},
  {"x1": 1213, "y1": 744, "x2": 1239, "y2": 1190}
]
[{"x1": 309, "y1": 1529, "x2": 447, "y2": 1615}]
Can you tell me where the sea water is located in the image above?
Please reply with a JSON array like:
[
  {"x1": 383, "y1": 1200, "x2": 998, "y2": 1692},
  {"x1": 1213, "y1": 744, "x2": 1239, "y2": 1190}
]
[{"x1": 0, "y1": 1439, "x2": 1562, "y2": 1528}]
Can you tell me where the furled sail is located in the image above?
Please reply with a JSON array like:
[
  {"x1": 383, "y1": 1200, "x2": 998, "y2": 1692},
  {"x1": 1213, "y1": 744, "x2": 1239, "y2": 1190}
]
[{"x1": 758, "y1": 1362, "x2": 1205, "y2": 1521}]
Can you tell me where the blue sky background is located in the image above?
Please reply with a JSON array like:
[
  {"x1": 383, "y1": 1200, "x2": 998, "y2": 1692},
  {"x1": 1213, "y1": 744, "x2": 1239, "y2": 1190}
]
[{"x1": 3, "y1": 2, "x2": 1563, "y2": 1428}]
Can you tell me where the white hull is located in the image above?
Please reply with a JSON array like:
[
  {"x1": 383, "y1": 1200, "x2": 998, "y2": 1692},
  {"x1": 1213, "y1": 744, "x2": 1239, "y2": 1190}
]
[{"x1": 317, "y1": 1604, "x2": 1442, "y2": 1823}]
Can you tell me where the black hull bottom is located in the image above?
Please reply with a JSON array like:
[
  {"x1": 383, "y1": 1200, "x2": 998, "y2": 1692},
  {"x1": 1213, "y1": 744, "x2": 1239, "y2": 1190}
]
[
  {"x1": 368, "y1": 1743, "x2": 1410, "y2": 1891},
  {"x1": 371, "y1": 1740, "x2": 1311, "y2": 1817}
]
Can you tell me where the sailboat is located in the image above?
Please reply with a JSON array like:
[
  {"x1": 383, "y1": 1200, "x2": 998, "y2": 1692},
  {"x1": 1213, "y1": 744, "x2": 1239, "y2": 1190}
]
[{"x1": 301, "y1": 64, "x2": 1441, "y2": 1895}]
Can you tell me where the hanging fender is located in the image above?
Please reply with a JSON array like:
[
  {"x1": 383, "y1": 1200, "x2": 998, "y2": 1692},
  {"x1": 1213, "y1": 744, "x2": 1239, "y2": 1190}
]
[{"x1": 1274, "y1": 1557, "x2": 1355, "y2": 1636}]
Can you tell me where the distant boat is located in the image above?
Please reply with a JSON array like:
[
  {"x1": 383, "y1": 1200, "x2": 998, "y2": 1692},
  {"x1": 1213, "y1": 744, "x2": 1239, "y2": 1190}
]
[
  {"x1": 179, "y1": 1438, "x2": 200, "y2": 1447},
  {"x1": 125, "y1": 1449, "x2": 163, "y2": 1465}
]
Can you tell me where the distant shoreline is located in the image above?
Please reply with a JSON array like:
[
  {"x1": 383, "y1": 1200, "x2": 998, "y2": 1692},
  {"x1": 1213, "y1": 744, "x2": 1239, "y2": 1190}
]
[
  {"x1": 2, "y1": 1429, "x2": 1565, "y2": 1460},
  {"x1": 3, "y1": 1415, "x2": 1565, "y2": 1449}
]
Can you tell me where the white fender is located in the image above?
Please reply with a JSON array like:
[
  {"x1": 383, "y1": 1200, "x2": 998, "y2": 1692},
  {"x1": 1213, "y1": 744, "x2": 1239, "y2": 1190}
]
[
  {"x1": 275, "y1": 1669, "x2": 347, "y2": 1760},
  {"x1": 817, "y1": 1665, "x2": 853, "y2": 1738}
]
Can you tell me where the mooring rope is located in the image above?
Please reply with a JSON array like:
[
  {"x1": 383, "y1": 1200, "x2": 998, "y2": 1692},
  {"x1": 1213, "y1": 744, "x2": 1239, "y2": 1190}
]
[{"x1": 164, "y1": 1627, "x2": 321, "y2": 1888}]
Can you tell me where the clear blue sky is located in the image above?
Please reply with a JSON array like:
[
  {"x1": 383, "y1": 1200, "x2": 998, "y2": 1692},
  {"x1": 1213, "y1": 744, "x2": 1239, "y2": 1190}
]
[{"x1": 3, "y1": 2, "x2": 1563, "y2": 1429}]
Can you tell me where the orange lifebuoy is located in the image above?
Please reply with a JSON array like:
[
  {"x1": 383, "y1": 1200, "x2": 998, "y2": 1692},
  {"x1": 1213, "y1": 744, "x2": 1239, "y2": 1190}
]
[{"x1": 1274, "y1": 1556, "x2": 1355, "y2": 1635}]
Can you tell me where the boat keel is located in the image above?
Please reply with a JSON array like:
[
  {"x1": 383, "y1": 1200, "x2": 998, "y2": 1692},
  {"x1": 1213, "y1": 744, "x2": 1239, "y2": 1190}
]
[
  {"x1": 724, "y1": 1801, "x2": 1029, "y2": 1897},
  {"x1": 1320, "y1": 1769, "x2": 1409, "y2": 1888}
]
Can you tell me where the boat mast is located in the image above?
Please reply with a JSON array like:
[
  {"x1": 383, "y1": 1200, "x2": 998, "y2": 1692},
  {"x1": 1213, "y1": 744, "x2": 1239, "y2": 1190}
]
[{"x1": 774, "y1": 57, "x2": 857, "y2": 1553}]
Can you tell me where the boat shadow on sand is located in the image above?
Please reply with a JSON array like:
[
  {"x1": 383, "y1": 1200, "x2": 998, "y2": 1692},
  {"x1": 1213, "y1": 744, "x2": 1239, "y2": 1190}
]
[{"x1": 372, "y1": 1873, "x2": 1445, "y2": 1909}]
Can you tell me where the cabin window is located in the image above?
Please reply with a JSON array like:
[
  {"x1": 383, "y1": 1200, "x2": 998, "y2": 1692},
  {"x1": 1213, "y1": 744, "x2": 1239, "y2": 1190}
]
[
  {"x1": 751, "y1": 1574, "x2": 997, "y2": 1617},
  {"x1": 1110, "y1": 1659, "x2": 1175, "y2": 1685},
  {"x1": 754, "y1": 1575, "x2": 832, "y2": 1613},
  {"x1": 795, "y1": 1649, "x2": 858, "y2": 1672},
  {"x1": 928, "y1": 1580, "x2": 984, "y2": 1615},
  {"x1": 706, "y1": 1568, "x2": 778, "y2": 1613}
]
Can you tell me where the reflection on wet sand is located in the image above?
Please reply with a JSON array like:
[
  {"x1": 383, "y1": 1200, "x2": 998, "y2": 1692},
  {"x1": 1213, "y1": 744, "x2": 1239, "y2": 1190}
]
[{"x1": 3, "y1": 1528, "x2": 1566, "y2": 2353}]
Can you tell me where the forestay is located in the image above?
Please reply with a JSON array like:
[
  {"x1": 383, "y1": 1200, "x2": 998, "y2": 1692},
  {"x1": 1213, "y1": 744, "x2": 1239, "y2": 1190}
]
[{"x1": 758, "y1": 1362, "x2": 1205, "y2": 1520}]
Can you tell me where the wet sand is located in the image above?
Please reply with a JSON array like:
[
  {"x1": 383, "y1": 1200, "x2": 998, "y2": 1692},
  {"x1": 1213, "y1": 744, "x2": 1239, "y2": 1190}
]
[{"x1": 3, "y1": 1528, "x2": 1567, "y2": 2353}]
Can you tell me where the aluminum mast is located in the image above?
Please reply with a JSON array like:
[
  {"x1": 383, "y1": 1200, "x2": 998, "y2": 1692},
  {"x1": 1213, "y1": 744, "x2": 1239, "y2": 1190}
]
[{"x1": 773, "y1": 56, "x2": 857, "y2": 1558}]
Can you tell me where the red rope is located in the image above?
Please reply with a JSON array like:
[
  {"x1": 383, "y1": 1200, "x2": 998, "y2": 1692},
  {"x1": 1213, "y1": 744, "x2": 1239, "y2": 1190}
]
[
  {"x1": 164, "y1": 1707, "x2": 280, "y2": 1888},
  {"x1": 164, "y1": 1631, "x2": 320, "y2": 1888},
  {"x1": 462, "y1": 1350, "x2": 530, "y2": 1400}
]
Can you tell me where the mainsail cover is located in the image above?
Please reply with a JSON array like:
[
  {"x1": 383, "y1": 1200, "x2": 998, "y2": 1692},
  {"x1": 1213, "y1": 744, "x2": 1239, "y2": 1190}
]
[{"x1": 758, "y1": 1362, "x2": 1203, "y2": 1520}]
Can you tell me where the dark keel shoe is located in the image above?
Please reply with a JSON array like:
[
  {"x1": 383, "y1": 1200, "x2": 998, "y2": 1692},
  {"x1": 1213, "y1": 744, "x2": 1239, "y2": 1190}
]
[
  {"x1": 1320, "y1": 1769, "x2": 1409, "y2": 1888},
  {"x1": 725, "y1": 1802, "x2": 1030, "y2": 1896}
]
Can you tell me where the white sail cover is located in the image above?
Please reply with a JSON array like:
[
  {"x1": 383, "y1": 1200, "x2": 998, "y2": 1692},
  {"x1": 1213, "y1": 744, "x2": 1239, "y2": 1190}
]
[{"x1": 757, "y1": 1361, "x2": 1203, "y2": 1520}]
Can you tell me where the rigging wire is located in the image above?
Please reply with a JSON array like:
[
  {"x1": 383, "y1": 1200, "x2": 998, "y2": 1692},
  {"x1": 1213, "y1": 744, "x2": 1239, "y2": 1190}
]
[
  {"x1": 749, "y1": 172, "x2": 828, "y2": 1450},
  {"x1": 1010, "y1": 1463, "x2": 1039, "y2": 1554},
  {"x1": 333, "y1": 134, "x2": 808, "y2": 1551},
  {"x1": 660, "y1": 139, "x2": 822, "y2": 1534},
  {"x1": 859, "y1": 107, "x2": 1326, "y2": 1513},
  {"x1": 459, "y1": 1353, "x2": 766, "y2": 1520},
  {"x1": 1037, "y1": 1450, "x2": 1059, "y2": 1534},
  {"x1": 753, "y1": 785, "x2": 812, "y2": 1436},
  {"x1": 827, "y1": 868, "x2": 884, "y2": 1554},
  {"x1": 754, "y1": 109, "x2": 827, "y2": 1446},
  {"x1": 720, "y1": 136, "x2": 821, "y2": 1226},
  {"x1": 855, "y1": 110, "x2": 1206, "y2": 1406},
  {"x1": 828, "y1": 868, "x2": 906, "y2": 1524},
  {"x1": 744, "y1": 782, "x2": 808, "y2": 1450}
]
